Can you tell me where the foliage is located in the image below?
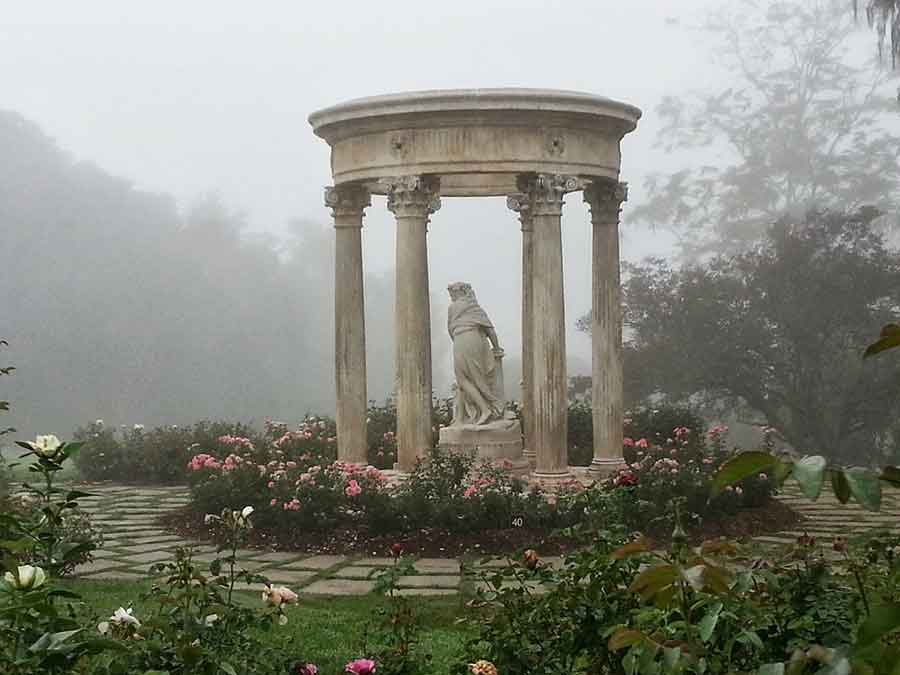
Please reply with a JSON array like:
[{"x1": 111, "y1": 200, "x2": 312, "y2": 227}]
[
  {"x1": 0, "y1": 339, "x2": 14, "y2": 500},
  {"x1": 566, "y1": 401, "x2": 593, "y2": 466},
  {"x1": 0, "y1": 437, "x2": 97, "y2": 577},
  {"x1": 631, "y1": 0, "x2": 900, "y2": 257},
  {"x1": 366, "y1": 549, "x2": 431, "y2": 674},
  {"x1": 584, "y1": 424, "x2": 775, "y2": 536},
  {"x1": 457, "y1": 535, "x2": 641, "y2": 674},
  {"x1": 617, "y1": 210, "x2": 900, "y2": 464},
  {"x1": 73, "y1": 419, "x2": 264, "y2": 483},
  {"x1": 0, "y1": 563, "x2": 120, "y2": 674}
]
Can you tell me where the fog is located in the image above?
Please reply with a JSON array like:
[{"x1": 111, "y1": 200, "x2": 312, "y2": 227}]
[{"x1": 1, "y1": 0, "x2": 887, "y2": 440}]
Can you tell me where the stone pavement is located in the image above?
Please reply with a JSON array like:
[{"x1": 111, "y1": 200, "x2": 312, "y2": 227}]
[{"x1": 67, "y1": 483, "x2": 900, "y2": 594}]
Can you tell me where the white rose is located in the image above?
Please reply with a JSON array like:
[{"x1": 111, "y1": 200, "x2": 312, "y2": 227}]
[
  {"x1": 133, "y1": 424, "x2": 144, "y2": 431},
  {"x1": 110, "y1": 607, "x2": 140, "y2": 629},
  {"x1": 95, "y1": 419, "x2": 104, "y2": 427},
  {"x1": 33, "y1": 435, "x2": 62, "y2": 458},
  {"x1": 204, "y1": 613, "x2": 218, "y2": 626},
  {"x1": 241, "y1": 506, "x2": 254, "y2": 520},
  {"x1": 4, "y1": 564, "x2": 46, "y2": 590}
]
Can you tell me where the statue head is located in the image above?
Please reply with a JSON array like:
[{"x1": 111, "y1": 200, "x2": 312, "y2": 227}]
[{"x1": 447, "y1": 282, "x2": 475, "y2": 301}]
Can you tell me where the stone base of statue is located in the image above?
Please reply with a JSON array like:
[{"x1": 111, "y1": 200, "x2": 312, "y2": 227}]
[{"x1": 438, "y1": 418, "x2": 529, "y2": 474}]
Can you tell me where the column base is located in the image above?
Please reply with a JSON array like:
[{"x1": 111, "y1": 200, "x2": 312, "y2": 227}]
[
  {"x1": 530, "y1": 469, "x2": 575, "y2": 489},
  {"x1": 588, "y1": 457, "x2": 627, "y2": 477}
]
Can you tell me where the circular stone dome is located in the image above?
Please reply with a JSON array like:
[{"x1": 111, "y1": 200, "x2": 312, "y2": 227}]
[{"x1": 309, "y1": 88, "x2": 642, "y2": 197}]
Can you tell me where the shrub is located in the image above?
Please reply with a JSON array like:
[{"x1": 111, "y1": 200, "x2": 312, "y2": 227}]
[
  {"x1": 73, "y1": 419, "x2": 264, "y2": 483},
  {"x1": 603, "y1": 424, "x2": 775, "y2": 533},
  {"x1": 566, "y1": 401, "x2": 593, "y2": 466}
]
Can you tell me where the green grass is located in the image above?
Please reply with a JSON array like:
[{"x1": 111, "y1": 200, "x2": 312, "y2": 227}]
[{"x1": 62, "y1": 578, "x2": 472, "y2": 674}]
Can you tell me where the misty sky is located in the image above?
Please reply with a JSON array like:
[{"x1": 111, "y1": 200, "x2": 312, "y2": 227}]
[{"x1": 3, "y1": 0, "x2": 732, "y2": 373}]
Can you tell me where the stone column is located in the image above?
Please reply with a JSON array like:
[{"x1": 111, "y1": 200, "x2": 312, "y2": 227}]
[
  {"x1": 517, "y1": 174, "x2": 580, "y2": 482},
  {"x1": 383, "y1": 176, "x2": 441, "y2": 471},
  {"x1": 326, "y1": 185, "x2": 371, "y2": 465},
  {"x1": 506, "y1": 194, "x2": 536, "y2": 465},
  {"x1": 583, "y1": 180, "x2": 628, "y2": 476}
]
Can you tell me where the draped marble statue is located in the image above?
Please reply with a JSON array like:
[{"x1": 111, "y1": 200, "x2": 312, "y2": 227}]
[{"x1": 446, "y1": 282, "x2": 506, "y2": 426}]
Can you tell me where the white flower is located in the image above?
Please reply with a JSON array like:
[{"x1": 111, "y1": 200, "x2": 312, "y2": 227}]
[
  {"x1": 32, "y1": 435, "x2": 62, "y2": 459},
  {"x1": 133, "y1": 424, "x2": 144, "y2": 431},
  {"x1": 204, "y1": 613, "x2": 218, "y2": 626},
  {"x1": 241, "y1": 506, "x2": 254, "y2": 519},
  {"x1": 204, "y1": 514, "x2": 218, "y2": 525},
  {"x1": 278, "y1": 613, "x2": 288, "y2": 625},
  {"x1": 3, "y1": 564, "x2": 46, "y2": 590},
  {"x1": 95, "y1": 419, "x2": 104, "y2": 427},
  {"x1": 97, "y1": 607, "x2": 141, "y2": 635}
]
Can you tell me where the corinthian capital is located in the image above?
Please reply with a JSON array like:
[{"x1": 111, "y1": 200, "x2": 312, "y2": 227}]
[
  {"x1": 325, "y1": 184, "x2": 371, "y2": 220},
  {"x1": 506, "y1": 193, "x2": 533, "y2": 231},
  {"x1": 381, "y1": 175, "x2": 441, "y2": 219},
  {"x1": 583, "y1": 180, "x2": 628, "y2": 224},
  {"x1": 516, "y1": 174, "x2": 586, "y2": 217}
]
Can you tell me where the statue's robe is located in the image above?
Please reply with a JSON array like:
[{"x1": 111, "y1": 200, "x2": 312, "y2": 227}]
[{"x1": 447, "y1": 297, "x2": 502, "y2": 425}]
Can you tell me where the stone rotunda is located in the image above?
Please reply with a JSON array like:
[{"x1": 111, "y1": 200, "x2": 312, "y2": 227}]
[{"x1": 309, "y1": 88, "x2": 641, "y2": 483}]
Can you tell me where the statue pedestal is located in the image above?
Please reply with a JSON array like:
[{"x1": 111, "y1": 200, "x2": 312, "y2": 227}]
[{"x1": 438, "y1": 419, "x2": 529, "y2": 474}]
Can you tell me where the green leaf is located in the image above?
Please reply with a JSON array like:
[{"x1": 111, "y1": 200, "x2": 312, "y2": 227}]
[
  {"x1": 29, "y1": 629, "x2": 81, "y2": 653},
  {"x1": 756, "y1": 665, "x2": 785, "y2": 675},
  {"x1": 698, "y1": 602, "x2": 723, "y2": 643},
  {"x1": 611, "y1": 536, "x2": 654, "y2": 559},
  {"x1": 662, "y1": 646, "x2": 682, "y2": 669},
  {"x1": 880, "y1": 467, "x2": 900, "y2": 488},
  {"x1": 865, "y1": 324, "x2": 900, "y2": 358},
  {"x1": 845, "y1": 467, "x2": 882, "y2": 511},
  {"x1": 65, "y1": 490, "x2": 93, "y2": 501},
  {"x1": 856, "y1": 603, "x2": 900, "y2": 652},
  {"x1": 609, "y1": 629, "x2": 646, "y2": 651},
  {"x1": 831, "y1": 470, "x2": 852, "y2": 504},
  {"x1": 629, "y1": 564, "x2": 678, "y2": 602},
  {"x1": 220, "y1": 663, "x2": 237, "y2": 675},
  {"x1": 791, "y1": 456, "x2": 827, "y2": 499},
  {"x1": 711, "y1": 451, "x2": 777, "y2": 495}
]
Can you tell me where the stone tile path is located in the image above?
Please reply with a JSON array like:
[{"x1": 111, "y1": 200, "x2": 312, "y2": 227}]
[{"x1": 66, "y1": 482, "x2": 900, "y2": 594}]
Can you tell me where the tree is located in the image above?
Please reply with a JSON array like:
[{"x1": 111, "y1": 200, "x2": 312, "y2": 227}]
[
  {"x1": 632, "y1": 0, "x2": 900, "y2": 257},
  {"x1": 855, "y1": 0, "x2": 900, "y2": 65},
  {"x1": 620, "y1": 209, "x2": 900, "y2": 464}
]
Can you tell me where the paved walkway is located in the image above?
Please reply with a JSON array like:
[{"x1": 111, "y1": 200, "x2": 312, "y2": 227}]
[{"x1": 67, "y1": 483, "x2": 900, "y2": 594}]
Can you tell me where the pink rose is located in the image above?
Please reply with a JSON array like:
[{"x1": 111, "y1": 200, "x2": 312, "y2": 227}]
[
  {"x1": 345, "y1": 659, "x2": 376, "y2": 674},
  {"x1": 345, "y1": 480, "x2": 362, "y2": 497},
  {"x1": 270, "y1": 498, "x2": 278, "y2": 506},
  {"x1": 623, "y1": 437, "x2": 635, "y2": 447},
  {"x1": 262, "y1": 584, "x2": 298, "y2": 607},
  {"x1": 635, "y1": 438, "x2": 649, "y2": 449}
]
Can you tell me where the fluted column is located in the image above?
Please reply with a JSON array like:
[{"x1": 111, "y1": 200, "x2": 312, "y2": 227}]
[
  {"x1": 584, "y1": 180, "x2": 628, "y2": 476},
  {"x1": 383, "y1": 176, "x2": 441, "y2": 471},
  {"x1": 507, "y1": 194, "x2": 536, "y2": 465},
  {"x1": 327, "y1": 185, "x2": 371, "y2": 465},
  {"x1": 517, "y1": 174, "x2": 580, "y2": 482}
]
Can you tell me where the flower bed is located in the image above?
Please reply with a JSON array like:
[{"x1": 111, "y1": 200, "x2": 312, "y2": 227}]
[{"x1": 169, "y1": 415, "x2": 791, "y2": 555}]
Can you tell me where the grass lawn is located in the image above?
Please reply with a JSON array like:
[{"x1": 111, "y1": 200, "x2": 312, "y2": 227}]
[{"x1": 62, "y1": 578, "x2": 472, "y2": 674}]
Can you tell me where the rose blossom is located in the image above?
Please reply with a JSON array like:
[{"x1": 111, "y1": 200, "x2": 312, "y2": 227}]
[
  {"x1": 345, "y1": 659, "x2": 376, "y2": 674},
  {"x1": 262, "y1": 584, "x2": 298, "y2": 607},
  {"x1": 345, "y1": 480, "x2": 362, "y2": 497}
]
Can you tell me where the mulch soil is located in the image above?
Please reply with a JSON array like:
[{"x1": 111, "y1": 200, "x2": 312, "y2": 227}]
[{"x1": 160, "y1": 498, "x2": 801, "y2": 558}]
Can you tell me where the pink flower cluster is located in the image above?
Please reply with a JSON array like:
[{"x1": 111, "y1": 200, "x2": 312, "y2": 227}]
[
  {"x1": 187, "y1": 453, "x2": 221, "y2": 472},
  {"x1": 708, "y1": 425, "x2": 729, "y2": 437},
  {"x1": 463, "y1": 477, "x2": 496, "y2": 499},
  {"x1": 345, "y1": 479, "x2": 362, "y2": 497},
  {"x1": 218, "y1": 435, "x2": 255, "y2": 451},
  {"x1": 651, "y1": 457, "x2": 681, "y2": 474}
]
